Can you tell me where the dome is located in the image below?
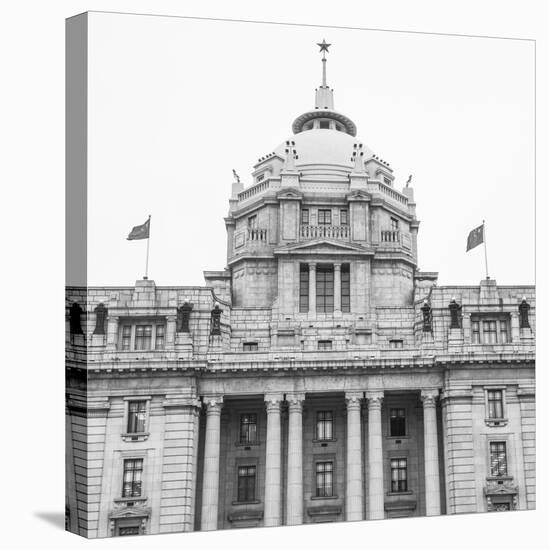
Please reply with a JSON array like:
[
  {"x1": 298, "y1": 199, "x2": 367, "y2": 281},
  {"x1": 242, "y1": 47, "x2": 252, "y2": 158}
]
[{"x1": 274, "y1": 129, "x2": 373, "y2": 174}]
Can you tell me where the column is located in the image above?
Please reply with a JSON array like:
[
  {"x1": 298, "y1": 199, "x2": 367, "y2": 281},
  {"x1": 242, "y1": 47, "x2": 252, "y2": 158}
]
[
  {"x1": 366, "y1": 391, "x2": 384, "y2": 520},
  {"x1": 264, "y1": 394, "x2": 283, "y2": 527},
  {"x1": 286, "y1": 393, "x2": 305, "y2": 525},
  {"x1": 345, "y1": 392, "x2": 363, "y2": 521},
  {"x1": 166, "y1": 314, "x2": 177, "y2": 347},
  {"x1": 200, "y1": 396, "x2": 223, "y2": 531},
  {"x1": 421, "y1": 390, "x2": 441, "y2": 516},
  {"x1": 308, "y1": 263, "x2": 316, "y2": 314},
  {"x1": 334, "y1": 262, "x2": 342, "y2": 313}
]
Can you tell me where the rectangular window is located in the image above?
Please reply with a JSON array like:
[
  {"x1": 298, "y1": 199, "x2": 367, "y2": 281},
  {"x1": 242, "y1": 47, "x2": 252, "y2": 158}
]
[
  {"x1": 122, "y1": 458, "x2": 143, "y2": 498},
  {"x1": 472, "y1": 320, "x2": 480, "y2": 344},
  {"x1": 155, "y1": 324, "x2": 165, "y2": 350},
  {"x1": 389, "y1": 339, "x2": 404, "y2": 349},
  {"x1": 315, "y1": 461, "x2": 334, "y2": 497},
  {"x1": 384, "y1": 176, "x2": 392, "y2": 185},
  {"x1": 121, "y1": 325, "x2": 132, "y2": 351},
  {"x1": 489, "y1": 442, "x2": 508, "y2": 477},
  {"x1": 301, "y1": 209, "x2": 310, "y2": 225},
  {"x1": 239, "y1": 414, "x2": 257, "y2": 444},
  {"x1": 299, "y1": 264, "x2": 309, "y2": 313},
  {"x1": 119, "y1": 526, "x2": 140, "y2": 536},
  {"x1": 390, "y1": 458, "x2": 408, "y2": 492},
  {"x1": 127, "y1": 401, "x2": 147, "y2": 433},
  {"x1": 134, "y1": 325, "x2": 152, "y2": 351},
  {"x1": 237, "y1": 465, "x2": 256, "y2": 502},
  {"x1": 499, "y1": 319, "x2": 509, "y2": 343},
  {"x1": 341, "y1": 264, "x2": 350, "y2": 313},
  {"x1": 243, "y1": 342, "x2": 258, "y2": 352},
  {"x1": 318, "y1": 209, "x2": 332, "y2": 225},
  {"x1": 316, "y1": 265, "x2": 334, "y2": 313},
  {"x1": 483, "y1": 320, "x2": 497, "y2": 344},
  {"x1": 487, "y1": 390, "x2": 504, "y2": 419},
  {"x1": 390, "y1": 408, "x2": 406, "y2": 437},
  {"x1": 319, "y1": 120, "x2": 330, "y2": 129},
  {"x1": 390, "y1": 217, "x2": 399, "y2": 231},
  {"x1": 256, "y1": 173, "x2": 265, "y2": 182},
  {"x1": 340, "y1": 209, "x2": 348, "y2": 225},
  {"x1": 318, "y1": 340, "x2": 333, "y2": 351},
  {"x1": 316, "y1": 411, "x2": 333, "y2": 441},
  {"x1": 248, "y1": 215, "x2": 257, "y2": 228}
]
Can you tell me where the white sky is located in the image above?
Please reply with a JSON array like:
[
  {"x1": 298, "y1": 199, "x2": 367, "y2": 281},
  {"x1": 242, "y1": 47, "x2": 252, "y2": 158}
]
[{"x1": 87, "y1": 12, "x2": 534, "y2": 287}]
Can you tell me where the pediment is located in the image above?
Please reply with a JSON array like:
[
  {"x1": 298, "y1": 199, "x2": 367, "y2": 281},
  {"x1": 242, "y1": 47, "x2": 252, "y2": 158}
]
[
  {"x1": 109, "y1": 506, "x2": 151, "y2": 520},
  {"x1": 275, "y1": 239, "x2": 371, "y2": 256},
  {"x1": 346, "y1": 189, "x2": 371, "y2": 201},
  {"x1": 276, "y1": 187, "x2": 303, "y2": 200}
]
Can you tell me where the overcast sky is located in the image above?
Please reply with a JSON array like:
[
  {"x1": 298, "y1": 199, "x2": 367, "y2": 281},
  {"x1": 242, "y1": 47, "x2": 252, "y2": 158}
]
[{"x1": 86, "y1": 12, "x2": 534, "y2": 288}]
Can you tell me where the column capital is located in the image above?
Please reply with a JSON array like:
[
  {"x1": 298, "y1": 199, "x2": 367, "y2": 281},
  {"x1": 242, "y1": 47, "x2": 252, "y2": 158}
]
[
  {"x1": 333, "y1": 262, "x2": 342, "y2": 270},
  {"x1": 345, "y1": 391, "x2": 363, "y2": 409},
  {"x1": 286, "y1": 392, "x2": 305, "y2": 411},
  {"x1": 202, "y1": 395, "x2": 224, "y2": 413},
  {"x1": 265, "y1": 393, "x2": 284, "y2": 412},
  {"x1": 308, "y1": 263, "x2": 317, "y2": 271},
  {"x1": 421, "y1": 389, "x2": 439, "y2": 407},
  {"x1": 365, "y1": 390, "x2": 384, "y2": 409}
]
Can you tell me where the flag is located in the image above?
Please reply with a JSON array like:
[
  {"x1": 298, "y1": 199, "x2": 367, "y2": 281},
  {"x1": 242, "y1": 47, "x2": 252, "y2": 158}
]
[
  {"x1": 466, "y1": 223, "x2": 484, "y2": 252},
  {"x1": 127, "y1": 218, "x2": 150, "y2": 240}
]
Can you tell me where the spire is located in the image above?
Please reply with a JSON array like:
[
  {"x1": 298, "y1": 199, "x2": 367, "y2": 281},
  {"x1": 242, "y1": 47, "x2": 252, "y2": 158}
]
[{"x1": 315, "y1": 39, "x2": 334, "y2": 110}]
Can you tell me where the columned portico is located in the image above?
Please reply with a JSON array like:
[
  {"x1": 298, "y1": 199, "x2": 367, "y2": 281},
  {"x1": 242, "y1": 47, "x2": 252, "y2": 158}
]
[
  {"x1": 201, "y1": 396, "x2": 223, "y2": 531},
  {"x1": 366, "y1": 391, "x2": 384, "y2": 520},
  {"x1": 264, "y1": 394, "x2": 283, "y2": 527},
  {"x1": 421, "y1": 390, "x2": 441, "y2": 516},
  {"x1": 345, "y1": 392, "x2": 363, "y2": 521},
  {"x1": 286, "y1": 393, "x2": 305, "y2": 525}
]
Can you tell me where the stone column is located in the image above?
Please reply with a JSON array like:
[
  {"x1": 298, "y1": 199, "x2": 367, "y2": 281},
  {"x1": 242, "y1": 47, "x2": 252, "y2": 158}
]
[
  {"x1": 200, "y1": 396, "x2": 223, "y2": 531},
  {"x1": 345, "y1": 392, "x2": 363, "y2": 521},
  {"x1": 308, "y1": 263, "x2": 316, "y2": 314},
  {"x1": 286, "y1": 393, "x2": 305, "y2": 525},
  {"x1": 366, "y1": 391, "x2": 384, "y2": 520},
  {"x1": 334, "y1": 262, "x2": 342, "y2": 313},
  {"x1": 166, "y1": 314, "x2": 177, "y2": 347},
  {"x1": 264, "y1": 394, "x2": 283, "y2": 527},
  {"x1": 421, "y1": 390, "x2": 441, "y2": 516}
]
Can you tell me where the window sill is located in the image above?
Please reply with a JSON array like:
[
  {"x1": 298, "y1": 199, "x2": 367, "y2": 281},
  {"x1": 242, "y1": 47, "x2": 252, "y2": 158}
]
[
  {"x1": 121, "y1": 432, "x2": 150, "y2": 442},
  {"x1": 484, "y1": 419, "x2": 508, "y2": 427},
  {"x1": 234, "y1": 441, "x2": 261, "y2": 447},
  {"x1": 231, "y1": 500, "x2": 261, "y2": 506},
  {"x1": 386, "y1": 435, "x2": 409, "y2": 440},
  {"x1": 386, "y1": 491, "x2": 413, "y2": 496},
  {"x1": 312, "y1": 438, "x2": 337, "y2": 444},
  {"x1": 113, "y1": 496, "x2": 148, "y2": 505},
  {"x1": 310, "y1": 495, "x2": 338, "y2": 501}
]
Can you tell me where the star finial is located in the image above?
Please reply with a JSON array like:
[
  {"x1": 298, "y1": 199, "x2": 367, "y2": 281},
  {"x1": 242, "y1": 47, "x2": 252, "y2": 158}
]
[{"x1": 317, "y1": 39, "x2": 331, "y2": 57}]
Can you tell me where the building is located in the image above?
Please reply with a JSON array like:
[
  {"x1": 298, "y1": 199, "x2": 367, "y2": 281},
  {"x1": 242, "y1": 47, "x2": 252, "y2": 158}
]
[{"x1": 65, "y1": 42, "x2": 535, "y2": 538}]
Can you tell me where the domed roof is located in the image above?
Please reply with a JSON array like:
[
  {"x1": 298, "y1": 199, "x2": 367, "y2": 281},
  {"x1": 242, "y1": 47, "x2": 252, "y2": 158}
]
[{"x1": 274, "y1": 129, "x2": 373, "y2": 173}]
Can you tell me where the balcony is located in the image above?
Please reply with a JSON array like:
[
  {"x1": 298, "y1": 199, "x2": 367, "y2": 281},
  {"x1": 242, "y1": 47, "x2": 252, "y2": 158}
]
[
  {"x1": 300, "y1": 224, "x2": 350, "y2": 240},
  {"x1": 379, "y1": 229, "x2": 412, "y2": 251}
]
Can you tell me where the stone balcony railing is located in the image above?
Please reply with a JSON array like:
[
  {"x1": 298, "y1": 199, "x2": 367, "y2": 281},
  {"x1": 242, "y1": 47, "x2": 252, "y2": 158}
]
[
  {"x1": 368, "y1": 180, "x2": 409, "y2": 208},
  {"x1": 237, "y1": 179, "x2": 272, "y2": 202},
  {"x1": 379, "y1": 229, "x2": 412, "y2": 251},
  {"x1": 246, "y1": 228, "x2": 268, "y2": 242},
  {"x1": 300, "y1": 224, "x2": 350, "y2": 240}
]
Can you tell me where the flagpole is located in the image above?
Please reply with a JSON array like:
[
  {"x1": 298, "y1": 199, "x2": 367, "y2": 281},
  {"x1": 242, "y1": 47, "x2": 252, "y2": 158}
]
[
  {"x1": 144, "y1": 215, "x2": 151, "y2": 280},
  {"x1": 483, "y1": 219, "x2": 489, "y2": 280}
]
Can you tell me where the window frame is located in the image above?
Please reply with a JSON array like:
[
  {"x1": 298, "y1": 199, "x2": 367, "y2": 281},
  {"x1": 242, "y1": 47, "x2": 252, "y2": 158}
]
[
  {"x1": 122, "y1": 397, "x2": 151, "y2": 441},
  {"x1": 341, "y1": 263, "x2": 350, "y2": 313},
  {"x1": 314, "y1": 459, "x2": 335, "y2": 498},
  {"x1": 339, "y1": 209, "x2": 348, "y2": 226},
  {"x1": 299, "y1": 264, "x2": 309, "y2": 313},
  {"x1": 317, "y1": 340, "x2": 333, "y2": 351},
  {"x1": 470, "y1": 314, "x2": 511, "y2": 345},
  {"x1": 238, "y1": 413, "x2": 258, "y2": 445},
  {"x1": 317, "y1": 209, "x2": 332, "y2": 226},
  {"x1": 118, "y1": 320, "x2": 167, "y2": 352},
  {"x1": 316, "y1": 264, "x2": 334, "y2": 313},
  {"x1": 301, "y1": 208, "x2": 310, "y2": 225},
  {"x1": 121, "y1": 458, "x2": 144, "y2": 499},
  {"x1": 389, "y1": 407, "x2": 407, "y2": 438},
  {"x1": 243, "y1": 342, "x2": 259, "y2": 352},
  {"x1": 484, "y1": 387, "x2": 508, "y2": 426},
  {"x1": 389, "y1": 339, "x2": 404, "y2": 349},
  {"x1": 234, "y1": 462, "x2": 259, "y2": 504},
  {"x1": 488, "y1": 440, "x2": 509, "y2": 478},
  {"x1": 314, "y1": 410, "x2": 335, "y2": 442},
  {"x1": 389, "y1": 457, "x2": 408, "y2": 493}
]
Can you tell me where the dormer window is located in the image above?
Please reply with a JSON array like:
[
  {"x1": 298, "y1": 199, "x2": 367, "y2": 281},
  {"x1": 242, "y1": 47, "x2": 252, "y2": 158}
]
[
  {"x1": 256, "y1": 173, "x2": 265, "y2": 182},
  {"x1": 119, "y1": 321, "x2": 166, "y2": 351},
  {"x1": 383, "y1": 176, "x2": 392, "y2": 185}
]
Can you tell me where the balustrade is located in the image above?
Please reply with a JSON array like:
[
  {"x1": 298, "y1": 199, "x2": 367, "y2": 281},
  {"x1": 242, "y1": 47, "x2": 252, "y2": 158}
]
[{"x1": 300, "y1": 224, "x2": 350, "y2": 240}]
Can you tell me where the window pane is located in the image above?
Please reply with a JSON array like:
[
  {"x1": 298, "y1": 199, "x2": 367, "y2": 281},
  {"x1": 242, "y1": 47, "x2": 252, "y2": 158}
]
[
  {"x1": 390, "y1": 408, "x2": 406, "y2": 436},
  {"x1": 155, "y1": 324, "x2": 165, "y2": 349},
  {"x1": 490, "y1": 442, "x2": 507, "y2": 476},
  {"x1": 299, "y1": 264, "x2": 309, "y2": 313},
  {"x1": 127, "y1": 401, "x2": 147, "y2": 433},
  {"x1": 301, "y1": 209, "x2": 309, "y2": 225}
]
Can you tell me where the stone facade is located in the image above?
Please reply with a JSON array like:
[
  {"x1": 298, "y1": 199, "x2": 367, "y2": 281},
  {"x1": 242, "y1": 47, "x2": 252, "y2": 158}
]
[{"x1": 65, "y1": 46, "x2": 535, "y2": 537}]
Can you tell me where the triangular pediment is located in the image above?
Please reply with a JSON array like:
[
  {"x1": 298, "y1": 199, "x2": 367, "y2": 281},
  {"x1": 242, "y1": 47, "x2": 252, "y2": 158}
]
[
  {"x1": 109, "y1": 506, "x2": 151, "y2": 520},
  {"x1": 346, "y1": 189, "x2": 371, "y2": 201},
  {"x1": 275, "y1": 239, "x2": 372, "y2": 256},
  {"x1": 276, "y1": 187, "x2": 303, "y2": 200}
]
